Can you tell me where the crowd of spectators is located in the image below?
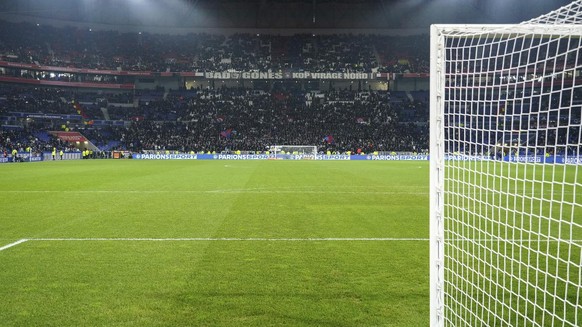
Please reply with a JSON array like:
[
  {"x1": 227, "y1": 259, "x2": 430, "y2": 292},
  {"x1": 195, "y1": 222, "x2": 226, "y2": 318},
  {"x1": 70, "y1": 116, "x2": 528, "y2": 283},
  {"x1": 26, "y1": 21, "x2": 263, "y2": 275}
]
[
  {"x1": 106, "y1": 88, "x2": 429, "y2": 153},
  {"x1": 2, "y1": 19, "x2": 579, "y2": 158},
  {"x1": 0, "y1": 68, "x2": 133, "y2": 85},
  {"x1": 0, "y1": 19, "x2": 433, "y2": 155},
  {"x1": 1, "y1": 85, "x2": 429, "y2": 154},
  {"x1": 0, "y1": 20, "x2": 429, "y2": 74},
  {"x1": 0, "y1": 85, "x2": 107, "y2": 119},
  {"x1": 0, "y1": 127, "x2": 75, "y2": 156},
  {"x1": 4, "y1": 83, "x2": 580, "y2": 156}
]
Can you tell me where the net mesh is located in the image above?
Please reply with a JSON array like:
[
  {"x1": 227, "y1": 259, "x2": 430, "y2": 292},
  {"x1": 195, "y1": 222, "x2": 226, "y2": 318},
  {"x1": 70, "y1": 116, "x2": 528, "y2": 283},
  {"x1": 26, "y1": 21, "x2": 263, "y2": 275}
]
[
  {"x1": 526, "y1": 1, "x2": 582, "y2": 25},
  {"x1": 432, "y1": 1, "x2": 582, "y2": 326},
  {"x1": 269, "y1": 145, "x2": 317, "y2": 155}
]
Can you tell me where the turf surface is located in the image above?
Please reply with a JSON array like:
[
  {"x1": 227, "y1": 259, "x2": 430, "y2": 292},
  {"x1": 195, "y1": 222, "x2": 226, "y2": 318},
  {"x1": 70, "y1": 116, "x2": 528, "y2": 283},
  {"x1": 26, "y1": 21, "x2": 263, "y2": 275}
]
[{"x1": 0, "y1": 160, "x2": 430, "y2": 326}]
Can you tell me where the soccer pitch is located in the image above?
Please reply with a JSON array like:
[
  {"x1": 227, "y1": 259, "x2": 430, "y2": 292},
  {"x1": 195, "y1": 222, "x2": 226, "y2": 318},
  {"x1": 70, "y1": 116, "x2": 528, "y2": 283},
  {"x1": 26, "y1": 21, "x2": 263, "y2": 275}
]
[{"x1": 0, "y1": 160, "x2": 430, "y2": 326}]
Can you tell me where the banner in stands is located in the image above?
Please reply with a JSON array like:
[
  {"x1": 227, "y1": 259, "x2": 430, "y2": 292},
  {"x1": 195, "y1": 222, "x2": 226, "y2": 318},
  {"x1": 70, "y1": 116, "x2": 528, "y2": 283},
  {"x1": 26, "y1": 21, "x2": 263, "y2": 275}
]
[
  {"x1": 214, "y1": 154, "x2": 274, "y2": 160},
  {"x1": 53, "y1": 131, "x2": 87, "y2": 142},
  {"x1": 0, "y1": 61, "x2": 413, "y2": 81},
  {"x1": 134, "y1": 154, "x2": 424, "y2": 160},
  {"x1": 203, "y1": 71, "x2": 370, "y2": 80},
  {"x1": 25, "y1": 113, "x2": 64, "y2": 119},
  {"x1": 25, "y1": 154, "x2": 43, "y2": 162},
  {"x1": 0, "y1": 153, "x2": 43, "y2": 163},
  {"x1": 318, "y1": 155, "x2": 351, "y2": 160},
  {"x1": 131, "y1": 153, "x2": 581, "y2": 164},
  {"x1": 133, "y1": 153, "x2": 198, "y2": 160},
  {"x1": 0, "y1": 76, "x2": 134, "y2": 89},
  {"x1": 2, "y1": 153, "x2": 580, "y2": 164},
  {"x1": 10, "y1": 112, "x2": 82, "y2": 120},
  {"x1": 0, "y1": 61, "x2": 151, "y2": 76},
  {"x1": 41, "y1": 152, "x2": 82, "y2": 161},
  {"x1": 362, "y1": 154, "x2": 429, "y2": 161}
]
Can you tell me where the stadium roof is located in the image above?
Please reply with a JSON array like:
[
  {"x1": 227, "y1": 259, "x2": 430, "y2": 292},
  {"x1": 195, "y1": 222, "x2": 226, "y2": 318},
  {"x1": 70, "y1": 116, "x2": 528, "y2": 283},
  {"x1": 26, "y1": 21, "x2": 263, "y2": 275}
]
[{"x1": 0, "y1": 0, "x2": 575, "y2": 30}]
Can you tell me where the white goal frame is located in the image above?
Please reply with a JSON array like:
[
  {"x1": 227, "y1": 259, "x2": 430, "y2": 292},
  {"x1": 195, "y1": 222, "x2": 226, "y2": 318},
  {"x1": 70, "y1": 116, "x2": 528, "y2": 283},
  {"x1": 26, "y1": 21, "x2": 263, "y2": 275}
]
[
  {"x1": 269, "y1": 145, "x2": 318, "y2": 159},
  {"x1": 430, "y1": 22, "x2": 582, "y2": 327}
]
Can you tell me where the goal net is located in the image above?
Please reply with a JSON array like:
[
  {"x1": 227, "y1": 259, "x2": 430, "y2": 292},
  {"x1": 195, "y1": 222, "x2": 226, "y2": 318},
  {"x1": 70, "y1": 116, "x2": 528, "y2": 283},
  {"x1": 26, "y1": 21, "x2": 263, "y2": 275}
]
[
  {"x1": 269, "y1": 145, "x2": 317, "y2": 159},
  {"x1": 430, "y1": 2, "x2": 582, "y2": 326}
]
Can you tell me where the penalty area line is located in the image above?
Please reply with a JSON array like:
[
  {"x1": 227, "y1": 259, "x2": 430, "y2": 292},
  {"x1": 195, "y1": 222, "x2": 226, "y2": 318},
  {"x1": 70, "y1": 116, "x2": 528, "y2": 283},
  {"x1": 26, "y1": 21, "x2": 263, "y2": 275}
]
[{"x1": 0, "y1": 239, "x2": 28, "y2": 252}]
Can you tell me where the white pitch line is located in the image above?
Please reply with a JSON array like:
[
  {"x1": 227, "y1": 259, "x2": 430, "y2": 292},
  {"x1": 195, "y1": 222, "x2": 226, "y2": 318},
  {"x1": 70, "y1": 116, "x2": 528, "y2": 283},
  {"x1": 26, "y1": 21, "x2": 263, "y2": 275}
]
[
  {"x1": 204, "y1": 190, "x2": 428, "y2": 195},
  {"x1": 0, "y1": 239, "x2": 28, "y2": 251},
  {"x1": 28, "y1": 237, "x2": 429, "y2": 242},
  {"x1": 19, "y1": 238, "x2": 582, "y2": 244},
  {"x1": 0, "y1": 190, "x2": 428, "y2": 195}
]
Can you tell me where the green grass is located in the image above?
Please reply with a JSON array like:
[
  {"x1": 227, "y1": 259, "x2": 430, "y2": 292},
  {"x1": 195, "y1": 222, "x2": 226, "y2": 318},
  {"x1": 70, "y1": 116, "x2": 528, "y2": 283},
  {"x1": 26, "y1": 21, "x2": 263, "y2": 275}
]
[{"x1": 0, "y1": 160, "x2": 430, "y2": 326}]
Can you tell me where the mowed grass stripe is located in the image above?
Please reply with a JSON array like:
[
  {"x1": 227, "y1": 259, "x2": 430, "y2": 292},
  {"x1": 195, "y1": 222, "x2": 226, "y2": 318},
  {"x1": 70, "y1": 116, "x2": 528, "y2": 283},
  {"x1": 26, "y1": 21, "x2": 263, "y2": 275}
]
[
  {"x1": 0, "y1": 160, "x2": 430, "y2": 326},
  {"x1": 0, "y1": 240, "x2": 429, "y2": 326},
  {"x1": 1, "y1": 161, "x2": 429, "y2": 240}
]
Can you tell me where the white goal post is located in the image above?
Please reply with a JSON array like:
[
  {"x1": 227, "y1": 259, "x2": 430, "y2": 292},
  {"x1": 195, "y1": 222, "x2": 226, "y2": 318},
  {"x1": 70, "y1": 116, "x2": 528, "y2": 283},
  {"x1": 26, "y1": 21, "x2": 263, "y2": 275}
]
[
  {"x1": 269, "y1": 145, "x2": 318, "y2": 159},
  {"x1": 430, "y1": 2, "x2": 582, "y2": 326}
]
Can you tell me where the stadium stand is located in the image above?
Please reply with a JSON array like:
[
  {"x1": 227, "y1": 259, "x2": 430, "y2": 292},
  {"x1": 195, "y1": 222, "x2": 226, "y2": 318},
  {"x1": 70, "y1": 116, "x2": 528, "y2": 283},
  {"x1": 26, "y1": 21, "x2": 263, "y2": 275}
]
[
  {"x1": 115, "y1": 88, "x2": 428, "y2": 153},
  {"x1": 1, "y1": 85, "x2": 429, "y2": 154},
  {"x1": 0, "y1": 21, "x2": 428, "y2": 74},
  {"x1": 0, "y1": 20, "x2": 434, "y2": 156}
]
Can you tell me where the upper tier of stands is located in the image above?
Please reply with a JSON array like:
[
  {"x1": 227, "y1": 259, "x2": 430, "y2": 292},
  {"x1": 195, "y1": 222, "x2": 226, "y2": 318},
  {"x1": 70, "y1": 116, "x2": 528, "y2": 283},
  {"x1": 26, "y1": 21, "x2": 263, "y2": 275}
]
[{"x1": 0, "y1": 21, "x2": 429, "y2": 74}]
